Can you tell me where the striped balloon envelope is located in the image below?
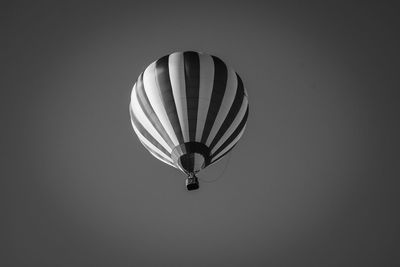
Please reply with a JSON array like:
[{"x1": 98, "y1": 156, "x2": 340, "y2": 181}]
[{"x1": 129, "y1": 51, "x2": 249, "y2": 190}]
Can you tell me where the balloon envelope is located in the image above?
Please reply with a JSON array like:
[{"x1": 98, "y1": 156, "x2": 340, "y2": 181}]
[{"x1": 129, "y1": 51, "x2": 249, "y2": 175}]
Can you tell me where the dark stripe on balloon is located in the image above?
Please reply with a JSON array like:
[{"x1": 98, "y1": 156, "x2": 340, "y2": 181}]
[
  {"x1": 184, "y1": 51, "x2": 200, "y2": 141},
  {"x1": 155, "y1": 55, "x2": 185, "y2": 145},
  {"x1": 130, "y1": 106, "x2": 171, "y2": 157},
  {"x1": 135, "y1": 73, "x2": 175, "y2": 149},
  {"x1": 209, "y1": 73, "x2": 245, "y2": 151},
  {"x1": 200, "y1": 56, "x2": 228, "y2": 143},
  {"x1": 210, "y1": 144, "x2": 236, "y2": 164},
  {"x1": 211, "y1": 105, "x2": 249, "y2": 158}
]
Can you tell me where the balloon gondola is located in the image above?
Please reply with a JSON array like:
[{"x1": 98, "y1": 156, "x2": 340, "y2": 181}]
[{"x1": 129, "y1": 51, "x2": 249, "y2": 190}]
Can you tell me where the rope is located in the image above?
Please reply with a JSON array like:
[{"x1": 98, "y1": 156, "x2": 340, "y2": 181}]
[{"x1": 199, "y1": 152, "x2": 233, "y2": 183}]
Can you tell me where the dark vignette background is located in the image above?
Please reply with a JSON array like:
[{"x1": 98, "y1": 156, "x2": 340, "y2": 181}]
[{"x1": 1, "y1": 1, "x2": 399, "y2": 266}]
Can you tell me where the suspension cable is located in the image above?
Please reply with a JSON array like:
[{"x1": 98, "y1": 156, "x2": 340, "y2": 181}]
[{"x1": 199, "y1": 152, "x2": 233, "y2": 183}]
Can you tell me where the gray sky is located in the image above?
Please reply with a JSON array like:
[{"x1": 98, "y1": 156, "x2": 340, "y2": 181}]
[{"x1": 2, "y1": 1, "x2": 399, "y2": 266}]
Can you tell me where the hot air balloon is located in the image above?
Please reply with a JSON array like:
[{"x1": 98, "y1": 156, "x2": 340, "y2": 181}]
[{"x1": 129, "y1": 51, "x2": 249, "y2": 190}]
